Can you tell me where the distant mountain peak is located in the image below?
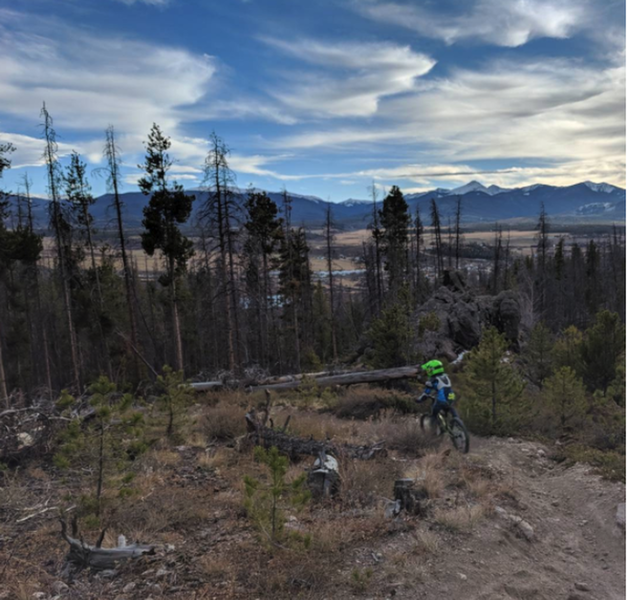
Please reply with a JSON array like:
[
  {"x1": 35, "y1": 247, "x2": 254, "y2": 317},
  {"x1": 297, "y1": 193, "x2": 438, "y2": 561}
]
[
  {"x1": 582, "y1": 181, "x2": 618, "y2": 194},
  {"x1": 449, "y1": 180, "x2": 488, "y2": 196}
]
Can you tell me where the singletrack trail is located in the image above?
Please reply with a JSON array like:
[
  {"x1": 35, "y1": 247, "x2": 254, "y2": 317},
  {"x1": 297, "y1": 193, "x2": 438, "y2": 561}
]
[{"x1": 411, "y1": 435, "x2": 625, "y2": 600}]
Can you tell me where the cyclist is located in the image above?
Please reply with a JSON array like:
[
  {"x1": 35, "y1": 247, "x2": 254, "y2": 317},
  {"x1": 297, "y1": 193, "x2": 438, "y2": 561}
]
[{"x1": 416, "y1": 359, "x2": 458, "y2": 425}]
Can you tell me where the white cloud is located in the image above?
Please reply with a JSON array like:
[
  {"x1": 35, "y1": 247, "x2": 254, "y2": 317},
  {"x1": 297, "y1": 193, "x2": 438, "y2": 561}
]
[
  {"x1": 0, "y1": 131, "x2": 75, "y2": 168},
  {"x1": 0, "y1": 9, "x2": 216, "y2": 136},
  {"x1": 354, "y1": 0, "x2": 588, "y2": 47},
  {"x1": 262, "y1": 38, "x2": 435, "y2": 117},
  {"x1": 274, "y1": 57, "x2": 625, "y2": 186}
]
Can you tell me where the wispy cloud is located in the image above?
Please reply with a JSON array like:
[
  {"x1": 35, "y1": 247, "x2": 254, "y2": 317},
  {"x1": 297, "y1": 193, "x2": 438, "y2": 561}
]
[
  {"x1": 261, "y1": 38, "x2": 435, "y2": 117},
  {"x1": 0, "y1": 9, "x2": 216, "y2": 136},
  {"x1": 353, "y1": 0, "x2": 589, "y2": 47}
]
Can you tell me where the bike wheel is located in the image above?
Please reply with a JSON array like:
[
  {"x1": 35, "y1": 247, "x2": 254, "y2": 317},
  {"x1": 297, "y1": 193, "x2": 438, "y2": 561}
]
[{"x1": 449, "y1": 417, "x2": 470, "y2": 454}]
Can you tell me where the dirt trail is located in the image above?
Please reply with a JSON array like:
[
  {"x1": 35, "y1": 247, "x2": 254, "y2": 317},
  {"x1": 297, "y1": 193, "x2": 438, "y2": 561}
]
[{"x1": 411, "y1": 435, "x2": 625, "y2": 600}]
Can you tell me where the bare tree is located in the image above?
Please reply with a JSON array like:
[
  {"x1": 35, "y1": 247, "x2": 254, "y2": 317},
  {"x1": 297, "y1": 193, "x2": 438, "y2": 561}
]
[{"x1": 41, "y1": 103, "x2": 81, "y2": 392}]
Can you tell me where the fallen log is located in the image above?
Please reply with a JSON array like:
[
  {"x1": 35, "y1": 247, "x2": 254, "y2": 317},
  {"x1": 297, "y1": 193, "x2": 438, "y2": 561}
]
[
  {"x1": 245, "y1": 410, "x2": 386, "y2": 461},
  {"x1": 190, "y1": 366, "x2": 419, "y2": 392},
  {"x1": 60, "y1": 518, "x2": 155, "y2": 571}
]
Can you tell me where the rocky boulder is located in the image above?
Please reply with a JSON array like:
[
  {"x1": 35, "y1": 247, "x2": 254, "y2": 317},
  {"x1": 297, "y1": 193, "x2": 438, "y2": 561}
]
[{"x1": 415, "y1": 270, "x2": 523, "y2": 359}]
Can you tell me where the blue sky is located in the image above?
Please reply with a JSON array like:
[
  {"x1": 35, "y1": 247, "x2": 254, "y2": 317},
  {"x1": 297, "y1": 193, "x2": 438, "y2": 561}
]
[{"x1": 0, "y1": 0, "x2": 625, "y2": 200}]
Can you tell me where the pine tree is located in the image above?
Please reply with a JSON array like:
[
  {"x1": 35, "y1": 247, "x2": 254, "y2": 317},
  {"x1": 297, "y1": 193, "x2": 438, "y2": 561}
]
[
  {"x1": 543, "y1": 367, "x2": 587, "y2": 430},
  {"x1": 379, "y1": 186, "x2": 410, "y2": 298},
  {"x1": 523, "y1": 322, "x2": 554, "y2": 387},
  {"x1": 54, "y1": 377, "x2": 145, "y2": 517},
  {"x1": 41, "y1": 103, "x2": 81, "y2": 392},
  {"x1": 324, "y1": 204, "x2": 338, "y2": 362},
  {"x1": 244, "y1": 446, "x2": 310, "y2": 546},
  {"x1": 581, "y1": 310, "x2": 625, "y2": 396},
  {"x1": 202, "y1": 133, "x2": 241, "y2": 373},
  {"x1": 0, "y1": 141, "x2": 15, "y2": 403},
  {"x1": 463, "y1": 327, "x2": 524, "y2": 434},
  {"x1": 430, "y1": 199, "x2": 444, "y2": 279},
  {"x1": 139, "y1": 124, "x2": 195, "y2": 373},
  {"x1": 552, "y1": 325, "x2": 584, "y2": 375},
  {"x1": 104, "y1": 126, "x2": 142, "y2": 381},
  {"x1": 243, "y1": 190, "x2": 282, "y2": 368}
]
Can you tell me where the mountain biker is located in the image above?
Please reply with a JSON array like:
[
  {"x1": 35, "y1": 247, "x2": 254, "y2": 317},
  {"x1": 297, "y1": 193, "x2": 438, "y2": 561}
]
[{"x1": 416, "y1": 359, "x2": 458, "y2": 424}]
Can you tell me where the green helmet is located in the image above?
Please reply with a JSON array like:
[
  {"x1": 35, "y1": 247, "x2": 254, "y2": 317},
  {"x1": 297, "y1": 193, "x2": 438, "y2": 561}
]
[{"x1": 421, "y1": 359, "x2": 444, "y2": 378}]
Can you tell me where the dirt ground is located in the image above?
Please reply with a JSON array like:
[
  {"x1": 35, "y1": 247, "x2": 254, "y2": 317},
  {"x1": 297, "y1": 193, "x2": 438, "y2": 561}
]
[{"x1": 0, "y1": 399, "x2": 624, "y2": 600}]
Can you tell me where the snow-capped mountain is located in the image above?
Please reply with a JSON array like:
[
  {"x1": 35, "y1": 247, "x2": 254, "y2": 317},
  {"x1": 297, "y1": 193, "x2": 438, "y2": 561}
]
[
  {"x1": 583, "y1": 181, "x2": 619, "y2": 194},
  {"x1": 9, "y1": 180, "x2": 625, "y2": 231}
]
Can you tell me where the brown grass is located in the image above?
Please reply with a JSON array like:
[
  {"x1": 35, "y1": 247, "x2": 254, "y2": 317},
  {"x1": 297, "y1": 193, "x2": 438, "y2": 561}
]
[
  {"x1": 339, "y1": 458, "x2": 402, "y2": 507},
  {"x1": 434, "y1": 503, "x2": 486, "y2": 532},
  {"x1": 202, "y1": 402, "x2": 248, "y2": 442},
  {"x1": 373, "y1": 419, "x2": 439, "y2": 455}
]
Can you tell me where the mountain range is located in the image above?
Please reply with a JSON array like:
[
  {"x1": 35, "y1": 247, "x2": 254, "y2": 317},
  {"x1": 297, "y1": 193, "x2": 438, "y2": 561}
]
[{"x1": 10, "y1": 180, "x2": 626, "y2": 232}]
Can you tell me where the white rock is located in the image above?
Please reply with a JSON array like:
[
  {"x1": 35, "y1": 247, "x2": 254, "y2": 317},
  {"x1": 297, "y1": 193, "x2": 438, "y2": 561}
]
[
  {"x1": 616, "y1": 503, "x2": 625, "y2": 529},
  {"x1": 458, "y1": 573, "x2": 467, "y2": 581},
  {"x1": 122, "y1": 583, "x2": 137, "y2": 593}
]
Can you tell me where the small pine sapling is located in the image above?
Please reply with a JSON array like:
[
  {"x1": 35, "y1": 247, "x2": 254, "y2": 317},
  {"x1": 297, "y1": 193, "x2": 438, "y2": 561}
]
[
  {"x1": 156, "y1": 365, "x2": 194, "y2": 440},
  {"x1": 244, "y1": 446, "x2": 311, "y2": 548},
  {"x1": 54, "y1": 376, "x2": 145, "y2": 518}
]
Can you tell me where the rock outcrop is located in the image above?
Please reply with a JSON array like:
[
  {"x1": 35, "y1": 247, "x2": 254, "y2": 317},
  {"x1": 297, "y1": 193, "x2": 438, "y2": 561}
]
[{"x1": 415, "y1": 270, "x2": 523, "y2": 360}]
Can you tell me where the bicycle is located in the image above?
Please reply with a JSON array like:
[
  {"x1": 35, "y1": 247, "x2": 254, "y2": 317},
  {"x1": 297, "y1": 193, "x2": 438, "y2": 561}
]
[{"x1": 418, "y1": 393, "x2": 470, "y2": 454}]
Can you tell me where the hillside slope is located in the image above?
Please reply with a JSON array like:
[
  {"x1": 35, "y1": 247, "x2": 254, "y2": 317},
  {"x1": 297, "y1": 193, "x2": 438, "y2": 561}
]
[{"x1": 0, "y1": 404, "x2": 624, "y2": 600}]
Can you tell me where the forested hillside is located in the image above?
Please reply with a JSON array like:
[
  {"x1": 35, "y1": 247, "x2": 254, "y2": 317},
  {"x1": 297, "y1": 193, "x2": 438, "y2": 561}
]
[{"x1": 0, "y1": 107, "x2": 625, "y2": 599}]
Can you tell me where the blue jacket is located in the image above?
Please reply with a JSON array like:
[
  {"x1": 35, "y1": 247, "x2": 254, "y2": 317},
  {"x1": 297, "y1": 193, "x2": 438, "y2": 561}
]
[{"x1": 424, "y1": 374, "x2": 454, "y2": 404}]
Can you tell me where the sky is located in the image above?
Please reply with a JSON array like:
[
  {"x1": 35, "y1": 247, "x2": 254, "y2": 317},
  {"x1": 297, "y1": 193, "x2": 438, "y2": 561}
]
[{"x1": 0, "y1": 0, "x2": 625, "y2": 201}]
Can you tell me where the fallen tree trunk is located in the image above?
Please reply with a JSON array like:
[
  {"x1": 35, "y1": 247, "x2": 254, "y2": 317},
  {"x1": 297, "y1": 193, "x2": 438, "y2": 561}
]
[
  {"x1": 60, "y1": 519, "x2": 155, "y2": 570},
  {"x1": 250, "y1": 366, "x2": 419, "y2": 392},
  {"x1": 245, "y1": 411, "x2": 386, "y2": 460},
  {"x1": 190, "y1": 366, "x2": 419, "y2": 392}
]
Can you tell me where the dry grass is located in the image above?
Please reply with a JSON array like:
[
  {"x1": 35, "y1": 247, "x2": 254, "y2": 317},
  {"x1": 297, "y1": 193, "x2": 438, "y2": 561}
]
[
  {"x1": 339, "y1": 458, "x2": 402, "y2": 507},
  {"x1": 374, "y1": 419, "x2": 439, "y2": 456},
  {"x1": 434, "y1": 503, "x2": 486, "y2": 532},
  {"x1": 202, "y1": 402, "x2": 248, "y2": 442},
  {"x1": 410, "y1": 527, "x2": 441, "y2": 555}
]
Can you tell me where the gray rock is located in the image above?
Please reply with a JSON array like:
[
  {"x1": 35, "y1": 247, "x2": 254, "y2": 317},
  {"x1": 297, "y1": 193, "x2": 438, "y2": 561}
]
[
  {"x1": 574, "y1": 583, "x2": 590, "y2": 591},
  {"x1": 51, "y1": 582, "x2": 69, "y2": 595},
  {"x1": 122, "y1": 583, "x2": 137, "y2": 593},
  {"x1": 97, "y1": 569, "x2": 118, "y2": 579},
  {"x1": 448, "y1": 300, "x2": 482, "y2": 349},
  {"x1": 616, "y1": 503, "x2": 625, "y2": 529},
  {"x1": 155, "y1": 568, "x2": 169, "y2": 578}
]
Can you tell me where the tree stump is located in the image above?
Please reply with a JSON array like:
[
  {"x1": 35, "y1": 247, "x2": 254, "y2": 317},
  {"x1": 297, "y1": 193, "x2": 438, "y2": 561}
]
[
  {"x1": 394, "y1": 478, "x2": 429, "y2": 516},
  {"x1": 307, "y1": 451, "x2": 340, "y2": 499}
]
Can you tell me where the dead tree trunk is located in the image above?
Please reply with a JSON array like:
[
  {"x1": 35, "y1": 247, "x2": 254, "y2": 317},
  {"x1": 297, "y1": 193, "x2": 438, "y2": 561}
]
[
  {"x1": 60, "y1": 519, "x2": 155, "y2": 571},
  {"x1": 244, "y1": 411, "x2": 386, "y2": 461}
]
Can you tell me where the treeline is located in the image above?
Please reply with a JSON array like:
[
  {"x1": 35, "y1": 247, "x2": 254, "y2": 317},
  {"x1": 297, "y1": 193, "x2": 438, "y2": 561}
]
[{"x1": 0, "y1": 105, "x2": 625, "y2": 398}]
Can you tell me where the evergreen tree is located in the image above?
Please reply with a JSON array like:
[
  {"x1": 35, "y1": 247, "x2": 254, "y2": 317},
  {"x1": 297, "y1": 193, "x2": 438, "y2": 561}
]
[
  {"x1": 366, "y1": 292, "x2": 414, "y2": 369},
  {"x1": 463, "y1": 327, "x2": 524, "y2": 434},
  {"x1": 430, "y1": 199, "x2": 444, "y2": 279},
  {"x1": 243, "y1": 190, "x2": 282, "y2": 367},
  {"x1": 543, "y1": 367, "x2": 587, "y2": 430},
  {"x1": 54, "y1": 377, "x2": 145, "y2": 517},
  {"x1": 522, "y1": 322, "x2": 554, "y2": 387},
  {"x1": 581, "y1": 310, "x2": 625, "y2": 396},
  {"x1": 552, "y1": 325, "x2": 584, "y2": 375},
  {"x1": 379, "y1": 185, "x2": 410, "y2": 298},
  {"x1": 139, "y1": 124, "x2": 195, "y2": 372}
]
